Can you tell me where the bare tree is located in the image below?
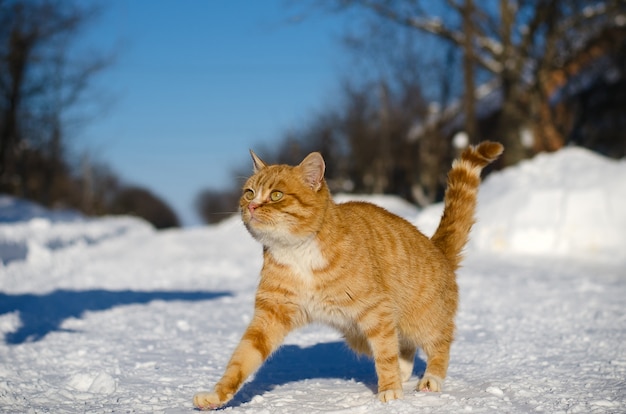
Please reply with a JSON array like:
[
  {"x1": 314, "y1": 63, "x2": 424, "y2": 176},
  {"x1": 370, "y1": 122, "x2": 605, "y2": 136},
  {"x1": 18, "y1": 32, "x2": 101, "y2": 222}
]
[
  {"x1": 0, "y1": 0, "x2": 110, "y2": 205},
  {"x1": 327, "y1": 0, "x2": 625, "y2": 165}
]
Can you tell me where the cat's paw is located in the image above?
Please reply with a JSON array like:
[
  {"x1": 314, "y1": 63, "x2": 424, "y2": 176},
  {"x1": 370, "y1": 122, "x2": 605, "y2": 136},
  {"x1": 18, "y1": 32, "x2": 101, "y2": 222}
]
[
  {"x1": 417, "y1": 374, "x2": 443, "y2": 392},
  {"x1": 377, "y1": 388, "x2": 404, "y2": 402},
  {"x1": 193, "y1": 391, "x2": 227, "y2": 411}
]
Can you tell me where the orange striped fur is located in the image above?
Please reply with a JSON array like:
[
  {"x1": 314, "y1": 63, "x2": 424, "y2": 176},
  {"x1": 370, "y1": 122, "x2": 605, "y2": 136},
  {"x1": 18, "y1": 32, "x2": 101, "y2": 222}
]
[{"x1": 193, "y1": 142, "x2": 503, "y2": 410}]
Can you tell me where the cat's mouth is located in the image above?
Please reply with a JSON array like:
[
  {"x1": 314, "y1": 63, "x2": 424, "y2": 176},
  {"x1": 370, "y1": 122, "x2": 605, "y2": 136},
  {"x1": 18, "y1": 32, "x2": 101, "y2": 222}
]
[{"x1": 247, "y1": 214, "x2": 266, "y2": 225}]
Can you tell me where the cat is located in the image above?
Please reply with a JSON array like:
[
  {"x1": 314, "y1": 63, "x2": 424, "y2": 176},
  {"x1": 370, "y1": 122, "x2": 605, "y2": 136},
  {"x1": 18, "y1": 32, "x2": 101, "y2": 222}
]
[{"x1": 193, "y1": 141, "x2": 503, "y2": 410}]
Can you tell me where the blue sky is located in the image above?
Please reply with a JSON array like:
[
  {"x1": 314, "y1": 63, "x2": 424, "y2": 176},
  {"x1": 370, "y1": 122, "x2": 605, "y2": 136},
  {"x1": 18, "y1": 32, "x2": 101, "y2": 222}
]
[{"x1": 78, "y1": 1, "x2": 351, "y2": 226}]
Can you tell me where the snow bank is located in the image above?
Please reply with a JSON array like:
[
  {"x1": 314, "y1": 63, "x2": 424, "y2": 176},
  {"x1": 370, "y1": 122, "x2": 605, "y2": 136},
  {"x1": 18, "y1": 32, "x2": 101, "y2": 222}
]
[
  {"x1": 416, "y1": 147, "x2": 626, "y2": 262},
  {"x1": 0, "y1": 196, "x2": 154, "y2": 265},
  {"x1": 2, "y1": 146, "x2": 624, "y2": 267},
  {"x1": 0, "y1": 196, "x2": 83, "y2": 223}
]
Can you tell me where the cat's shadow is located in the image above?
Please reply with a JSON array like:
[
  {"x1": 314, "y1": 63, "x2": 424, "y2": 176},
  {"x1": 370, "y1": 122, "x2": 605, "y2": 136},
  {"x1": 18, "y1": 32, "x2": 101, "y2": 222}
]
[{"x1": 226, "y1": 341, "x2": 426, "y2": 408}]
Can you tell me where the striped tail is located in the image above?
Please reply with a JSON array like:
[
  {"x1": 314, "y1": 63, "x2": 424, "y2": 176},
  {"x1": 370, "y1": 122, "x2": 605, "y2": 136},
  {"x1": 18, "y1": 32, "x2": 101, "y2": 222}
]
[{"x1": 431, "y1": 141, "x2": 504, "y2": 270}]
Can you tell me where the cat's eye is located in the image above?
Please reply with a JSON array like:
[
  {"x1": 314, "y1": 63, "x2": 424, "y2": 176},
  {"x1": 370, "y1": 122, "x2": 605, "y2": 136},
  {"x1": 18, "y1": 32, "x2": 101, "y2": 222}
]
[
  {"x1": 244, "y1": 189, "x2": 255, "y2": 201},
  {"x1": 270, "y1": 191, "x2": 283, "y2": 202}
]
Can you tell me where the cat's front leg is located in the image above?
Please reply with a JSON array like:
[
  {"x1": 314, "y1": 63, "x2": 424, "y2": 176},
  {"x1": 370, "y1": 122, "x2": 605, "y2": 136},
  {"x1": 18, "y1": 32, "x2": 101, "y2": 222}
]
[
  {"x1": 373, "y1": 348, "x2": 403, "y2": 402},
  {"x1": 364, "y1": 323, "x2": 404, "y2": 402},
  {"x1": 193, "y1": 305, "x2": 294, "y2": 410},
  {"x1": 193, "y1": 338, "x2": 264, "y2": 410}
]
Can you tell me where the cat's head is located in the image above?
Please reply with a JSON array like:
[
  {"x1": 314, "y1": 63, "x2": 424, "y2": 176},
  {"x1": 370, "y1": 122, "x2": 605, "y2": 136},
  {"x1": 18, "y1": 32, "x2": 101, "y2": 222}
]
[{"x1": 240, "y1": 151, "x2": 330, "y2": 247}]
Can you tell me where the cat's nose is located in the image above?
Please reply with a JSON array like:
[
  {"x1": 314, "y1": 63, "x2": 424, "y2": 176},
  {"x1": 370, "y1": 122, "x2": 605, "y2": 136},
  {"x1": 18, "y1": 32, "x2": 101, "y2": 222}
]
[{"x1": 248, "y1": 202, "x2": 260, "y2": 213}]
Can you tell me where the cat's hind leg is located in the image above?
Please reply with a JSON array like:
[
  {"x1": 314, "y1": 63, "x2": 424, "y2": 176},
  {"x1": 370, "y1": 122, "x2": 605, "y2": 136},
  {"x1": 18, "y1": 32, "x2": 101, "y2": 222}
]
[{"x1": 417, "y1": 338, "x2": 451, "y2": 392}]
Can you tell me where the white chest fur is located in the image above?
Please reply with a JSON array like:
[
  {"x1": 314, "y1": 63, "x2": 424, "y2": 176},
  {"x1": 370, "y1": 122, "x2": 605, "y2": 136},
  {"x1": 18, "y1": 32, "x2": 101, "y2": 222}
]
[
  {"x1": 268, "y1": 238, "x2": 327, "y2": 284},
  {"x1": 268, "y1": 239, "x2": 355, "y2": 329}
]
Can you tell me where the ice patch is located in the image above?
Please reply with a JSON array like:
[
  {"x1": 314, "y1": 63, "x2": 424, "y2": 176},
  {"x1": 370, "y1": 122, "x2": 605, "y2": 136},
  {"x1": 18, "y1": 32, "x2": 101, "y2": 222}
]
[
  {"x1": 88, "y1": 372, "x2": 117, "y2": 394},
  {"x1": 486, "y1": 386, "x2": 504, "y2": 397},
  {"x1": 67, "y1": 372, "x2": 116, "y2": 394}
]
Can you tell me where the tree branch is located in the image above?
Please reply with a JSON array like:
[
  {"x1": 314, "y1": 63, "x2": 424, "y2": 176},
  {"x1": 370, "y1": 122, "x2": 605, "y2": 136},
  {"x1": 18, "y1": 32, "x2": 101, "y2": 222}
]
[{"x1": 353, "y1": 0, "x2": 502, "y2": 72}]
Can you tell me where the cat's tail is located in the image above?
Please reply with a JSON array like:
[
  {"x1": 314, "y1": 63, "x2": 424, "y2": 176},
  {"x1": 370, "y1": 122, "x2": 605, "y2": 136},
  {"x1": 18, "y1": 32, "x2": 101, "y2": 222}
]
[{"x1": 431, "y1": 141, "x2": 504, "y2": 270}]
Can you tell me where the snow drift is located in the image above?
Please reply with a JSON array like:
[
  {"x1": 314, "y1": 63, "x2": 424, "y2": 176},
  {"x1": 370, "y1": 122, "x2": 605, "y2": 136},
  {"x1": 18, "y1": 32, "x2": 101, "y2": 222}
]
[
  {"x1": 416, "y1": 147, "x2": 626, "y2": 262},
  {"x1": 0, "y1": 196, "x2": 153, "y2": 266}
]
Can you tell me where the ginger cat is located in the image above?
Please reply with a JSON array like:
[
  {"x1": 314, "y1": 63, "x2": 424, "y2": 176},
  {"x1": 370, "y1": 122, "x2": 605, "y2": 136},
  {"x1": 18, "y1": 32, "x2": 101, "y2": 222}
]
[{"x1": 193, "y1": 141, "x2": 503, "y2": 410}]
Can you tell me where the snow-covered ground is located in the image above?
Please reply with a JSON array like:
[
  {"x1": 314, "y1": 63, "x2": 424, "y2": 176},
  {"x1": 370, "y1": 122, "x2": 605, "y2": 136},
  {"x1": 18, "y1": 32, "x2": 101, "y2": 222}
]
[{"x1": 1, "y1": 147, "x2": 625, "y2": 413}]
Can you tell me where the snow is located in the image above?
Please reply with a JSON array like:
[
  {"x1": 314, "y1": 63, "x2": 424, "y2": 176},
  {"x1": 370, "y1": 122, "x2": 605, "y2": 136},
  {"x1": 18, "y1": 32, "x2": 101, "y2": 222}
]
[
  {"x1": 1, "y1": 146, "x2": 625, "y2": 413},
  {"x1": 417, "y1": 147, "x2": 626, "y2": 263}
]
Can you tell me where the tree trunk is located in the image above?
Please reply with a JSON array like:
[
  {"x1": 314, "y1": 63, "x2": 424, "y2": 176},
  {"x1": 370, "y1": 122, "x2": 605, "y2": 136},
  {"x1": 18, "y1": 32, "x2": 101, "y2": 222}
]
[
  {"x1": 498, "y1": 0, "x2": 527, "y2": 166},
  {"x1": 0, "y1": 31, "x2": 30, "y2": 185},
  {"x1": 462, "y1": 0, "x2": 478, "y2": 144}
]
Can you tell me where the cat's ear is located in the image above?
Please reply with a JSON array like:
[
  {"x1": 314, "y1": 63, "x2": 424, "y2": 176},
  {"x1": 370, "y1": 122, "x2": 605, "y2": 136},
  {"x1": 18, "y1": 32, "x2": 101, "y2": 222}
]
[
  {"x1": 299, "y1": 152, "x2": 325, "y2": 191},
  {"x1": 249, "y1": 150, "x2": 267, "y2": 173}
]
